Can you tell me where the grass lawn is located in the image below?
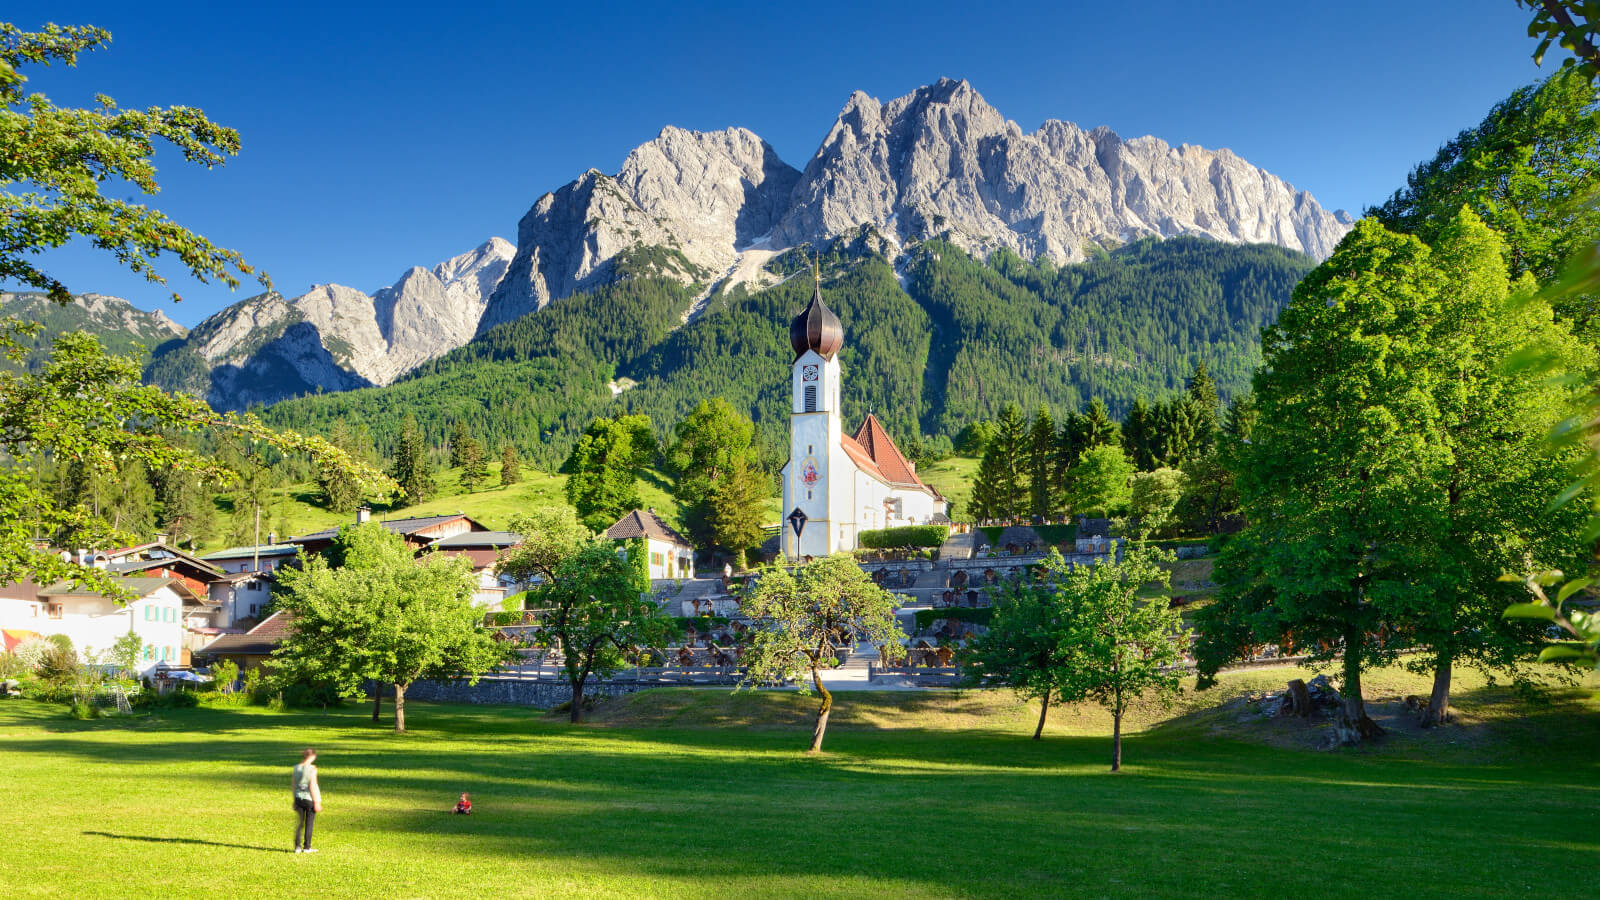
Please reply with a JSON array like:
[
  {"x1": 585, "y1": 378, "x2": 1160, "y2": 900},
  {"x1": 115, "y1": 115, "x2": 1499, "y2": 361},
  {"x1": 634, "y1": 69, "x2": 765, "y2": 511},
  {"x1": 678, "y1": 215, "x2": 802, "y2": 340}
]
[{"x1": 2, "y1": 665, "x2": 1596, "y2": 898}]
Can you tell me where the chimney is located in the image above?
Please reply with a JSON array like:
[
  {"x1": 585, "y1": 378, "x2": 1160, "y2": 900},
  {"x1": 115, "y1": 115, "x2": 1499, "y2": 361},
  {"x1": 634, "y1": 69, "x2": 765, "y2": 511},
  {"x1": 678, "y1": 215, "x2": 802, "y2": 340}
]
[
  {"x1": 356, "y1": 505, "x2": 371, "y2": 524},
  {"x1": 154, "y1": 531, "x2": 169, "y2": 545},
  {"x1": 268, "y1": 531, "x2": 278, "y2": 545}
]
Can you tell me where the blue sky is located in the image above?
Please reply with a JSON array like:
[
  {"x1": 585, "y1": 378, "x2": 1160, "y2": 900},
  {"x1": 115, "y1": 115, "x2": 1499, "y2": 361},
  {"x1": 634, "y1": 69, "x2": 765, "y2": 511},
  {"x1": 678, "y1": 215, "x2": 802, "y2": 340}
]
[{"x1": 5, "y1": 1, "x2": 1571, "y2": 326}]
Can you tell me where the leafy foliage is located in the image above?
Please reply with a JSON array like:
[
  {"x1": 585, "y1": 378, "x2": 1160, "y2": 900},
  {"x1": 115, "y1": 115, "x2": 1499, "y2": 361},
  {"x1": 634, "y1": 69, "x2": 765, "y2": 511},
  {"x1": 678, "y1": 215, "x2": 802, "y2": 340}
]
[
  {"x1": 857, "y1": 525, "x2": 950, "y2": 549},
  {"x1": 272, "y1": 523, "x2": 504, "y2": 732},
  {"x1": 737, "y1": 555, "x2": 903, "y2": 751},
  {"x1": 0, "y1": 23, "x2": 265, "y2": 303},
  {"x1": 529, "y1": 542, "x2": 674, "y2": 723}
]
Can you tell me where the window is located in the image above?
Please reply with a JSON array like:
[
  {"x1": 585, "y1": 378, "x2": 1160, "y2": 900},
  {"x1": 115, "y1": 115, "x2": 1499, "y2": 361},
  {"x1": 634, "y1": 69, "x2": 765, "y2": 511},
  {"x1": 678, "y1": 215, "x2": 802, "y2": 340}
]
[
  {"x1": 47, "y1": 603, "x2": 62, "y2": 619},
  {"x1": 803, "y1": 385, "x2": 817, "y2": 412},
  {"x1": 142, "y1": 646, "x2": 152, "y2": 661},
  {"x1": 144, "y1": 605, "x2": 155, "y2": 621},
  {"x1": 651, "y1": 552, "x2": 664, "y2": 567},
  {"x1": 249, "y1": 604, "x2": 260, "y2": 617}
]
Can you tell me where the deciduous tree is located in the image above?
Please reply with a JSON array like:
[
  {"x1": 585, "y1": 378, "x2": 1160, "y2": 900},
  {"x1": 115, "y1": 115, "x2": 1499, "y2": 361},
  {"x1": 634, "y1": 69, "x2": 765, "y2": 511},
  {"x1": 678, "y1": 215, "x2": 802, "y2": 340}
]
[
  {"x1": 1051, "y1": 545, "x2": 1188, "y2": 770},
  {"x1": 530, "y1": 542, "x2": 673, "y2": 723},
  {"x1": 737, "y1": 555, "x2": 902, "y2": 752},
  {"x1": 564, "y1": 414, "x2": 655, "y2": 532},
  {"x1": 273, "y1": 524, "x2": 503, "y2": 732}
]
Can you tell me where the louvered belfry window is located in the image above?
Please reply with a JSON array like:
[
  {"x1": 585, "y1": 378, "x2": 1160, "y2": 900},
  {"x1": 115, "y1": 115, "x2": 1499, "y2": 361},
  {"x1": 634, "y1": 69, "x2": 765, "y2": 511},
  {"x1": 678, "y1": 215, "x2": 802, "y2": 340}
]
[{"x1": 804, "y1": 385, "x2": 817, "y2": 412}]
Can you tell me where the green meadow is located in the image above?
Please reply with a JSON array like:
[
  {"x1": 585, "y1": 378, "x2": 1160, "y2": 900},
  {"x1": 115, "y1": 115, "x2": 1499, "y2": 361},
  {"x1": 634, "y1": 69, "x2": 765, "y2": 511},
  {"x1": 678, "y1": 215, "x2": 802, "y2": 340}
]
[{"x1": 1, "y1": 664, "x2": 1595, "y2": 899}]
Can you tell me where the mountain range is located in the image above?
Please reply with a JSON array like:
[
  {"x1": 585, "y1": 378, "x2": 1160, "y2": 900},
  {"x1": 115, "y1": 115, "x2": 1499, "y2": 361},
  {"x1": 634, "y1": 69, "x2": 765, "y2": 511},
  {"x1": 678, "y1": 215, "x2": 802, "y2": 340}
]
[{"x1": 28, "y1": 79, "x2": 1349, "y2": 416}]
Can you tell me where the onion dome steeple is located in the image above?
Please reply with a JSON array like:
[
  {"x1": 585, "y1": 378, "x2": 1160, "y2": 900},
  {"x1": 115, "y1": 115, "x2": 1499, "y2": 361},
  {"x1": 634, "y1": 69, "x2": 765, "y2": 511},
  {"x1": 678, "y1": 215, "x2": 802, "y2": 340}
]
[{"x1": 789, "y1": 275, "x2": 844, "y2": 360}]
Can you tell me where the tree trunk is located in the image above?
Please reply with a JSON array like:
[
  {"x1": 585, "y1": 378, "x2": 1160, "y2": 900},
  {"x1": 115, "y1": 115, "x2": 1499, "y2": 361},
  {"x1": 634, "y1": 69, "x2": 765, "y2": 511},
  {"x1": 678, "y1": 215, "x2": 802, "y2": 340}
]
[
  {"x1": 1333, "y1": 630, "x2": 1384, "y2": 745},
  {"x1": 570, "y1": 673, "x2": 587, "y2": 724},
  {"x1": 734, "y1": 548, "x2": 747, "y2": 572},
  {"x1": 393, "y1": 681, "x2": 407, "y2": 733},
  {"x1": 1285, "y1": 678, "x2": 1312, "y2": 717},
  {"x1": 371, "y1": 686, "x2": 383, "y2": 723},
  {"x1": 1032, "y1": 689, "x2": 1051, "y2": 740},
  {"x1": 1421, "y1": 650, "x2": 1453, "y2": 728},
  {"x1": 808, "y1": 664, "x2": 833, "y2": 753},
  {"x1": 1111, "y1": 708, "x2": 1123, "y2": 772}
]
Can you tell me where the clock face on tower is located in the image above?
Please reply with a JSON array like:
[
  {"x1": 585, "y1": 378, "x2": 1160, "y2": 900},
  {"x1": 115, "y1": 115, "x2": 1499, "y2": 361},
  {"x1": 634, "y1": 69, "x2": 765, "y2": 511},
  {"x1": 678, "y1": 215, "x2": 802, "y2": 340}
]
[{"x1": 801, "y1": 364, "x2": 818, "y2": 382}]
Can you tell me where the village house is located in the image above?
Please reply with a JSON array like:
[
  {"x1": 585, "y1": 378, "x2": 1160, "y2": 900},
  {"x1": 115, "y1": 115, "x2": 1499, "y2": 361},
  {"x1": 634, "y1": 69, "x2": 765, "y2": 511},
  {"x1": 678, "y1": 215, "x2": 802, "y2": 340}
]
[
  {"x1": 195, "y1": 610, "x2": 294, "y2": 672},
  {"x1": 200, "y1": 543, "x2": 301, "y2": 630},
  {"x1": 605, "y1": 509, "x2": 695, "y2": 580},
  {"x1": 430, "y1": 531, "x2": 528, "y2": 608},
  {"x1": 29, "y1": 577, "x2": 213, "y2": 671},
  {"x1": 290, "y1": 508, "x2": 490, "y2": 557}
]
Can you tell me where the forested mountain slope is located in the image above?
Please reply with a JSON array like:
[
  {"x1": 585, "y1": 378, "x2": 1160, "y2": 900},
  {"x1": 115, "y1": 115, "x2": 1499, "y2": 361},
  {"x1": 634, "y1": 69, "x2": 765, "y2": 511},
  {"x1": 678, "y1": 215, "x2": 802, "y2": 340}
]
[
  {"x1": 0, "y1": 291, "x2": 185, "y2": 370},
  {"x1": 261, "y1": 237, "x2": 1314, "y2": 468}
]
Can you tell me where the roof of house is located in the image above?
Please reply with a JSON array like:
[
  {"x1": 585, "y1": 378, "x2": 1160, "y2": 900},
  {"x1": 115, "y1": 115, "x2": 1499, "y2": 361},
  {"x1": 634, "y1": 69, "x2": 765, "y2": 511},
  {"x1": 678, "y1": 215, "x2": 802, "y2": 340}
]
[
  {"x1": 847, "y1": 414, "x2": 944, "y2": 500},
  {"x1": 104, "y1": 544, "x2": 224, "y2": 577},
  {"x1": 201, "y1": 544, "x2": 301, "y2": 561},
  {"x1": 291, "y1": 513, "x2": 486, "y2": 544},
  {"x1": 432, "y1": 531, "x2": 522, "y2": 549},
  {"x1": 107, "y1": 557, "x2": 225, "y2": 580},
  {"x1": 604, "y1": 510, "x2": 692, "y2": 547},
  {"x1": 199, "y1": 611, "x2": 294, "y2": 657},
  {"x1": 38, "y1": 576, "x2": 204, "y2": 602}
]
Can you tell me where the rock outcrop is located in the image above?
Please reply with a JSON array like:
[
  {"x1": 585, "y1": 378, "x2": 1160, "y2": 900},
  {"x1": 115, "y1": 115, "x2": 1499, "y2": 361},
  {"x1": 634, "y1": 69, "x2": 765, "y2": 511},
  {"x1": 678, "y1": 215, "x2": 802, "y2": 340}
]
[
  {"x1": 773, "y1": 79, "x2": 1352, "y2": 261},
  {"x1": 154, "y1": 238, "x2": 513, "y2": 410},
  {"x1": 487, "y1": 78, "x2": 1352, "y2": 330},
  {"x1": 480, "y1": 127, "x2": 798, "y2": 333}
]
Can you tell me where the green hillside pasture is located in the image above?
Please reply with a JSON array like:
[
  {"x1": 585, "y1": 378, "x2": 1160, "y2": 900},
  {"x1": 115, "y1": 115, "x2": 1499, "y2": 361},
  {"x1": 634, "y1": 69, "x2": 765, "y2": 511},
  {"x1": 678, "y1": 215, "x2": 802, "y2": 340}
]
[{"x1": 0, "y1": 663, "x2": 1594, "y2": 898}]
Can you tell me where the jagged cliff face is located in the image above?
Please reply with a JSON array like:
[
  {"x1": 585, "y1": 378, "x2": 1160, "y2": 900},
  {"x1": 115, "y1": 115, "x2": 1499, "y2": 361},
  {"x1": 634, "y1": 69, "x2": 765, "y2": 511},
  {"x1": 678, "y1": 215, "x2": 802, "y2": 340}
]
[
  {"x1": 0, "y1": 290, "x2": 187, "y2": 368},
  {"x1": 480, "y1": 127, "x2": 799, "y2": 332},
  {"x1": 130, "y1": 78, "x2": 1350, "y2": 412},
  {"x1": 772, "y1": 79, "x2": 1352, "y2": 260},
  {"x1": 153, "y1": 238, "x2": 513, "y2": 410},
  {"x1": 486, "y1": 79, "x2": 1352, "y2": 330}
]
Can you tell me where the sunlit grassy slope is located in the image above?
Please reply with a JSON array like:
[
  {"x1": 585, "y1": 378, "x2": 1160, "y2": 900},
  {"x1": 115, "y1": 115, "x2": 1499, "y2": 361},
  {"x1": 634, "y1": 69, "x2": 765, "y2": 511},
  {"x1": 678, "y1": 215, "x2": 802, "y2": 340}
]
[
  {"x1": 212, "y1": 462, "x2": 780, "y2": 546},
  {"x1": 1, "y1": 664, "x2": 1595, "y2": 898},
  {"x1": 212, "y1": 455, "x2": 979, "y2": 548}
]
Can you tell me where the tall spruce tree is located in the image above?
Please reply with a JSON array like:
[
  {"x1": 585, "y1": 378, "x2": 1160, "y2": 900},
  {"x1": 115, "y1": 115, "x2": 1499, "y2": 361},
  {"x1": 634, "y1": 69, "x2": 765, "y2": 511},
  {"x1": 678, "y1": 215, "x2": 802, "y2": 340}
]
[
  {"x1": 1027, "y1": 406, "x2": 1058, "y2": 520},
  {"x1": 448, "y1": 420, "x2": 472, "y2": 469},
  {"x1": 458, "y1": 437, "x2": 488, "y2": 493},
  {"x1": 1121, "y1": 397, "x2": 1159, "y2": 471},
  {"x1": 971, "y1": 403, "x2": 1028, "y2": 522},
  {"x1": 500, "y1": 445, "x2": 522, "y2": 487},
  {"x1": 391, "y1": 415, "x2": 434, "y2": 507}
]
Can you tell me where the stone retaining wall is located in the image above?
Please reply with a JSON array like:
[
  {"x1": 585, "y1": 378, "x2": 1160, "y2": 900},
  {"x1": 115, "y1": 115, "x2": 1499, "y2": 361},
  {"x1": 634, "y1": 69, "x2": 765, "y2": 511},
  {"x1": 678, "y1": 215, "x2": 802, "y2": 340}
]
[{"x1": 378, "y1": 677, "x2": 648, "y2": 708}]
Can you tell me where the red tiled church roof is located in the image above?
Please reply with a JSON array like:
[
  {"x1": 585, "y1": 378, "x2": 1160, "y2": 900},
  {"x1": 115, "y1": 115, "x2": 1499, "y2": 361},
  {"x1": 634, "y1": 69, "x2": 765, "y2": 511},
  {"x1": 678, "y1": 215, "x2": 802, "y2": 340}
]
[{"x1": 846, "y1": 415, "x2": 942, "y2": 500}]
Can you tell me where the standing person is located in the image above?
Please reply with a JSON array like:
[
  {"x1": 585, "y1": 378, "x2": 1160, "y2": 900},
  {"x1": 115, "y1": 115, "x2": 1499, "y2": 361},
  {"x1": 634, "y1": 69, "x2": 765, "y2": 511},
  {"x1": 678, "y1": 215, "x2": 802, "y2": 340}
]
[{"x1": 291, "y1": 748, "x2": 322, "y2": 854}]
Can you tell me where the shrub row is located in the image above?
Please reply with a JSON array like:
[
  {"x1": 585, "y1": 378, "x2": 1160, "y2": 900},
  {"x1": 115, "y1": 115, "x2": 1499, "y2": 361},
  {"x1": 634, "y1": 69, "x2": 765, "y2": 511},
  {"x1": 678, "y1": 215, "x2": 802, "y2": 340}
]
[
  {"x1": 912, "y1": 607, "x2": 996, "y2": 630},
  {"x1": 859, "y1": 525, "x2": 950, "y2": 550}
]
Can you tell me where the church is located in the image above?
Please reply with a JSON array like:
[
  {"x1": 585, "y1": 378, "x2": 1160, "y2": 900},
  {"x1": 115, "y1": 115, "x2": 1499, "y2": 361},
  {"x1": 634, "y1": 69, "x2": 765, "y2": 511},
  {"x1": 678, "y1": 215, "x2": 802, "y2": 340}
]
[{"x1": 780, "y1": 282, "x2": 948, "y2": 560}]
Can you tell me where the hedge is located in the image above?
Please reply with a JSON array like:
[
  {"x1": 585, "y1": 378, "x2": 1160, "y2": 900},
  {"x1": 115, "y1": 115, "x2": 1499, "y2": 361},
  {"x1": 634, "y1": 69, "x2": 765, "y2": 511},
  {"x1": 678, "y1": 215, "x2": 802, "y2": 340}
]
[
  {"x1": 912, "y1": 607, "x2": 995, "y2": 630},
  {"x1": 859, "y1": 525, "x2": 949, "y2": 549}
]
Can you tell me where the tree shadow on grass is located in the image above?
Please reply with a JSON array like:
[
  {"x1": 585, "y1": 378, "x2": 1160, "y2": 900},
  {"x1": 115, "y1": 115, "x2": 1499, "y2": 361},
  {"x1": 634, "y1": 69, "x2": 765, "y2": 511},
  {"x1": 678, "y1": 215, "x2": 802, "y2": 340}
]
[{"x1": 84, "y1": 830, "x2": 288, "y2": 853}]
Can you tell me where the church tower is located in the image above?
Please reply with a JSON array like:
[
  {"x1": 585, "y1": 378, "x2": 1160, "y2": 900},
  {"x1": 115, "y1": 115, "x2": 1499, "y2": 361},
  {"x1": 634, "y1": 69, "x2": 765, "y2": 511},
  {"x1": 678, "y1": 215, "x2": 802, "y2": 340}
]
[{"x1": 783, "y1": 280, "x2": 845, "y2": 560}]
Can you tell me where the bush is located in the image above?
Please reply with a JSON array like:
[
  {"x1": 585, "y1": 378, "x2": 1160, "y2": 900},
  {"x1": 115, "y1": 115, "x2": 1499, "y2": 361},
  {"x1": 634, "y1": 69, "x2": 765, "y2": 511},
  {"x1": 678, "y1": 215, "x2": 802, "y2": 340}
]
[
  {"x1": 69, "y1": 700, "x2": 103, "y2": 719},
  {"x1": 859, "y1": 525, "x2": 950, "y2": 550},
  {"x1": 130, "y1": 689, "x2": 199, "y2": 711},
  {"x1": 13, "y1": 638, "x2": 50, "y2": 671},
  {"x1": 22, "y1": 680, "x2": 76, "y2": 704},
  {"x1": 921, "y1": 605, "x2": 992, "y2": 627},
  {"x1": 209, "y1": 659, "x2": 240, "y2": 694},
  {"x1": 46, "y1": 633, "x2": 73, "y2": 654},
  {"x1": 36, "y1": 644, "x2": 80, "y2": 685},
  {"x1": 0, "y1": 651, "x2": 27, "y2": 679}
]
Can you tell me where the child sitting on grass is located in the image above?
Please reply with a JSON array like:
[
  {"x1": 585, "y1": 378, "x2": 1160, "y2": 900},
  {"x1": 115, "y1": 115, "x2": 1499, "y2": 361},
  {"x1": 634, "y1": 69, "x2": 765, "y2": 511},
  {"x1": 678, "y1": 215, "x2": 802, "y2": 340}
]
[{"x1": 453, "y1": 792, "x2": 472, "y2": 815}]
